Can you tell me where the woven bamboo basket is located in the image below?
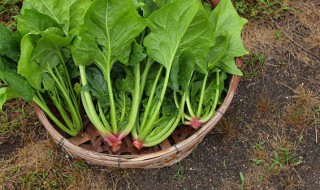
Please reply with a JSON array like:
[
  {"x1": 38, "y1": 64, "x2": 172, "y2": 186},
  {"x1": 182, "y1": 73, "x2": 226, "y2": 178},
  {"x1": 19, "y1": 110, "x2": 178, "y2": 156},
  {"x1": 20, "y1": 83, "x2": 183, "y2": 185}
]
[{"x1": 34, "y1": 0, "x2": 243, "y2": 169}]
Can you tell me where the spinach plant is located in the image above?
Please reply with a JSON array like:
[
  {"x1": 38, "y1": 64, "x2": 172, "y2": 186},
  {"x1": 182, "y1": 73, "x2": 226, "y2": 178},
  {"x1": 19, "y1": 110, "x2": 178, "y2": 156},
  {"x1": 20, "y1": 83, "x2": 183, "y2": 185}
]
[
  {"x1": 16, "y1": 0, "x2": 92, "y2": 136},
  {"x1": 132, "y1": 0, "x2": 216, "y2": 149},
  {"x1": 71, "y1": 0, "x2": 147, "y2": 152},
  {"x1": 181, "y1": 0, "x2": 249, "y2": 129}
]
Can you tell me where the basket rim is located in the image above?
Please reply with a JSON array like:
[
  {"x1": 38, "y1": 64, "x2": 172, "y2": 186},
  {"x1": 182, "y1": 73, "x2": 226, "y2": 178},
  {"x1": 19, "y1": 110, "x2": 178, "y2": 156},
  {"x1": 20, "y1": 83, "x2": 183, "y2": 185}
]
[{"x1": 34, "y1": 58, "x2": 242, "y2": 168}]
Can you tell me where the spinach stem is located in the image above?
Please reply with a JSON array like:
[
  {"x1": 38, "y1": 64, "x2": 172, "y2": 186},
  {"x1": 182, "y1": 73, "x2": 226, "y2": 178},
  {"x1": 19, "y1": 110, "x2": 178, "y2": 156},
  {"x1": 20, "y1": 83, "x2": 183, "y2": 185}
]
[
  {"x1": 202, "y1": 71, "x2": 220, "y2": 122},
  {"x1": 139, "y1": 66, "x2": 163, "y2": 134},
  {"x1": 197, "y1": 73, "x2": 208, "y2": 117}
]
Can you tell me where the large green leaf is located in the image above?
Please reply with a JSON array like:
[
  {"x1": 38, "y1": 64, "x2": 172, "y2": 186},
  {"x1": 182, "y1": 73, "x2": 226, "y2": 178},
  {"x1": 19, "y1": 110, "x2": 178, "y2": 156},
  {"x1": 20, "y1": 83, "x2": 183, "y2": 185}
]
[
  {"x1": 208, "y1": 0, "x2": 248, "y2": 75},
  {"x1": 18, "y1": 31, "x2": 72, "y2": 90},
  {"x1": 19, "y1": 0, "x2": 91, "y2": 36},
  {"x1": 71, "y1": 0, "x2": 147, "y2": 70},
  {"x1": 210, "y1": 0, "x2": 248, "y2": 57},
  {"x1": 17, "y1": 9, "x2": 59, "y2": 36},
  {"x1": 23, "y1": 0, "x2": 70, "y2": 34},
  {"x1": 0, "y1": 24, "x2": 20, "y2": 62},
  {"x1": 144, "y1": 0, "x2": 215, "y2": 73}
]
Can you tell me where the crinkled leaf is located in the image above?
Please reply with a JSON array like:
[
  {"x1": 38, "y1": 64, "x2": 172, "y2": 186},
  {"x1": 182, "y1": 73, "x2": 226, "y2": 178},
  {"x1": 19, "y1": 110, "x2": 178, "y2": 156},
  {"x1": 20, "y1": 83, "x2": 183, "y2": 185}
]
[
  {"x1": 115, "y1": 68, "x2": 135, "y2": 94},
  {"x1": 19, "y1": 0, "x2": 91, "y2": 36},
  {"x1": 170, "y1": 48, "x2": 195, "y2": 92},
  {"x1": 86, "y1": 66, "x2": 110, "y2": 108},
  {"x1": 0, "y1": 24, "x2": 20, "y2": 62},
  {"x1": 71, "y1": 0, "x2": 147, "y2": 70},
  {"x1": 144, "y1": 0, "x2": 215, "y2": 73},
  {"x1": 139, "y1": 0, "x2": 158, "y2": 17},
  {"x1": 23, "y1": 0, "x2": 70, "y2": 34},
  {"x1": 17, "y1": 9, "x2": 59, "y2": 36},
  {"x1": 129, "y1": 42, "x2": 147, "y2": 66}
]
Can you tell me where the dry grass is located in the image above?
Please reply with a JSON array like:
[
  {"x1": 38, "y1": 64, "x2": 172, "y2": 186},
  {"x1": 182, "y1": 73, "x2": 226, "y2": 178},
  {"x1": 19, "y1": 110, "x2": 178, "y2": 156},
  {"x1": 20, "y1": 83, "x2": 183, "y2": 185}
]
[
  {"x1": 0, "y1": 100, "x2": 42, "y2": 144},
  {"x1": 284, "y1": 86, "x2": 320, "y2": 133},
  {"x1": 0, "y1": 139, "x2": 137, "y2": 190}
]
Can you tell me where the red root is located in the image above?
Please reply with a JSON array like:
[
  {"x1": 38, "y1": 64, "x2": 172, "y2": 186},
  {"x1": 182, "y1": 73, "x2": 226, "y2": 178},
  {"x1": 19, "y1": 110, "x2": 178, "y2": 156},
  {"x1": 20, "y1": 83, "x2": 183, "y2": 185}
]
[
  {"x1": 186, "y1": 118, "x2": 203, "y2": 130},
  {"x1": 102, "y1": 135, "x2": 122, "y2": 152},
  {"x1": 133, "y1": 139, "x2": 143, "y2": 150}
]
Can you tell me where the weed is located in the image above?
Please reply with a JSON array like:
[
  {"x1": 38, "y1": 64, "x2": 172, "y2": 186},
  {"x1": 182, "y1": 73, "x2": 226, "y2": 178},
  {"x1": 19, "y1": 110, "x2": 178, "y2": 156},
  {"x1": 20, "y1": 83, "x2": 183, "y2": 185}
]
[
  {"x1": 268, "y1": 148, "x2": 302, "y2": 173},
  {"x1": 275, "y1": 30, "x2": 282, "y2": 40},
  {"x1": 233, "y1": 0, "x2": 294, "y2": 20},
  {"x1": 251, "y1": 158, "x2": 264, "y2": 166},
  {"x1": 239, "y1": 172, "x2": 245, "y2": 190},
  {"x1": 171, "y1": 163, "x2": 184, "y2": 181},
  {"x1": 252, "y1": 141, "x2": 266, "y2": 151},
  {"x1": 242, "y1": 53, "x2": 266, "y2": 78}
]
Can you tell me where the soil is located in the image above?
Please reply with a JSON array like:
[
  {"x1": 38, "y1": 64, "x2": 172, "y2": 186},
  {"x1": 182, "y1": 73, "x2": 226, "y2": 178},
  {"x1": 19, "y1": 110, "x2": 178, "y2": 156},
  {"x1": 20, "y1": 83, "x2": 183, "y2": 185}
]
[{"x1": 0, "y1": 0, "x2": 319, "y2": 189}]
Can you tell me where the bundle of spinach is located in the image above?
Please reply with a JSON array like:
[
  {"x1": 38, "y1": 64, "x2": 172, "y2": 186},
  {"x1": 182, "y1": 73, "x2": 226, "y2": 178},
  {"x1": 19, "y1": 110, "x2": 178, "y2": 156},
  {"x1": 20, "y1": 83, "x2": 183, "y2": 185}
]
[{"x1": 0, "y1": 0, "x2": 248, "y2": 151}]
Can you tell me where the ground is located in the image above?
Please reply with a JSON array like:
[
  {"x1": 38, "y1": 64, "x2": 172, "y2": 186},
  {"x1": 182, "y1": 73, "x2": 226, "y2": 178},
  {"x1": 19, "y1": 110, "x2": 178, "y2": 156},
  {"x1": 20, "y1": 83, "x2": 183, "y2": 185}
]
[{"x1": 0, "y1": 0, "x2": 319, "y2": 189}]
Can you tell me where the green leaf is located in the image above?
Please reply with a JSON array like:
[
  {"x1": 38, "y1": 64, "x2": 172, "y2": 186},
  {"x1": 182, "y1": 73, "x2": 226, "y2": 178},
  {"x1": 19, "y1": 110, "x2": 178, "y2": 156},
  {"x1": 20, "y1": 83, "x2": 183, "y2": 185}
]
[
  {"x1": 71, "y1": 0, "x2": 147, "y2": 69},
  {"x1": 144, "y1": 0, "x2": 215, "y2": 73},
  {"x1": 154, "y1": 0, "x2": 175, "y2": 7},
  {"x1": 18, "y1": 32, "x2": 72, "y2": 90},
  {"x1": 17, "y1": 9, "x2": 59, "y2": 36},
  {"x1": 217, "y1": 56, "x2": 243, "y2": 76},
  {"x1": 139, "y1": 0, "x2": 158, "y2": 17},
  {"x1": 86, "y1": 66, "x2": 110, "y2": 108},
  {"x1": 207, "y1": 33, "x2": 229, "y2": 70},
  {"x1": 0, "y1": 58, "x2": 34, "y2": 102},
  {"x1": 170, "y1": 48, "x2": 196, "y2": 92},
  {"x1": 23, "y1": 0, "x2": 70, "y2": 34},
  {"x1": 0, "y1": 24, "x2": 20, "y2": 62},
  {"x1": 19, "y1": 0, "x2": 91, "y2": 36},
  {"x1": 69, "y1": 0, "x2": 92, "y2": 37},
  {"x1": 209, "y1": 0, "x2": 248, "y2": 58},
  {"x1": 129, "y1": 42, "x2": 147, "y2": 66}
]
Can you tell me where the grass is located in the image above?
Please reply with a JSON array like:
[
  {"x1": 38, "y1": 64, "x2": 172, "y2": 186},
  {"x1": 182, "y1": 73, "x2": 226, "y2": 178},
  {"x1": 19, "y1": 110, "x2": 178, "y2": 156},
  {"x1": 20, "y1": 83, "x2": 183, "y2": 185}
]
[
  {"x1": 233, "y1": 0, "x2": 294, "y2": 20},
  {"x1": 242, "y1": 53, "x2": 266, "y2": 78},
  {"x1": 171, "y1": 163, "x2": 185, "y2": 181},
  {"x1": 0, "y1": 100, "x2": 40, "y2": 143}
]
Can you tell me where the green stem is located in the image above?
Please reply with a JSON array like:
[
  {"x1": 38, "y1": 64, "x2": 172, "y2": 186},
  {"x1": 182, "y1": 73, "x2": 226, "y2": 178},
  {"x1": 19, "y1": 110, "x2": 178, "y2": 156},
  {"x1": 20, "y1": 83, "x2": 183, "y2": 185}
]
[
  {"x1": 120, "y1": 63, "x2": 141, "y2": 136},
  {"x1": 143, "y1": 115, "x2": 181, "y2": 147},
  {"x1": 79, "y1": 65, "x2": 113, "y2": 137},
  {"x1": 139, "y1": 58, "x2": 153, "y2": 102},
  {"x1": 201, "y1": 71, "x2": 220, "y2": 123},
  {"x1": 97, "y1": 101, "x2": 112, "y2": 132},
  {"x1": 33, "y1": 95, "x2": 77, "y2": 136},
  {"x1": 197, "y1": 73, "x2": 208, "y2": 117},
  {"x1": 104, "y1": 67, "x2": 118, "y2": 134},
  {"x1": 47, "y1": 67, "x2": 81, "y2": 130},
  {"x1": 138, "y1": 68, "x2": 171, "y2": 141},
  {"x1": 186, "y1": 91, "x2": 196, "y2": 118},
  {"x1": 48, "y1": 89, "x2": 74, "y2": 130},
  {"x1": 139, "y1": 66, "x2": 163, "y2": 134}
]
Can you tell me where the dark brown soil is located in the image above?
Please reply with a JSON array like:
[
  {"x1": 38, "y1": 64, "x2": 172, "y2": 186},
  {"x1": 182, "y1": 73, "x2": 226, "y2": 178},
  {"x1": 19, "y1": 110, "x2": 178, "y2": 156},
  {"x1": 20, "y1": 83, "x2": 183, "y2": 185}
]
[{"x1": 0, "y1": 136, "x2": 21, "y2": 159}]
